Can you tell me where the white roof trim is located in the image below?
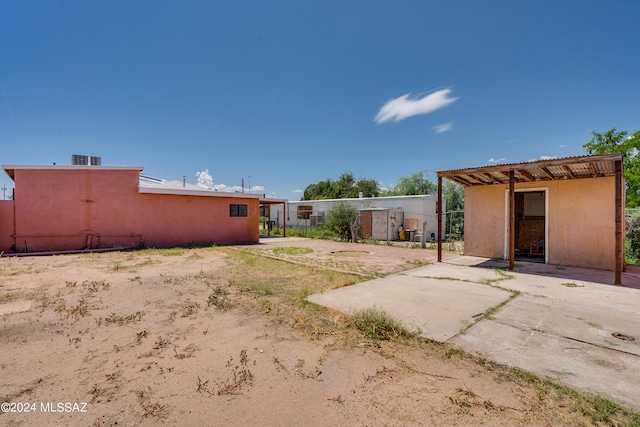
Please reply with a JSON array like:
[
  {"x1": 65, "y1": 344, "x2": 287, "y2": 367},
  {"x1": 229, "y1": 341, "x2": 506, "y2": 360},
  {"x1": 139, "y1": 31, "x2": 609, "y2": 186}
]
[
  {"x1": 138, "y1": 186, "x2": 262, "y2": 199},
  {"x1": 2, "y1": 165, "x2": 144, "y2": 171},
  {"x1": 288, "y1": 194, "x2": 436, "y2": 204},
  {"x1": 260, "y1": 197, "x2": 288, "y2": 203}
]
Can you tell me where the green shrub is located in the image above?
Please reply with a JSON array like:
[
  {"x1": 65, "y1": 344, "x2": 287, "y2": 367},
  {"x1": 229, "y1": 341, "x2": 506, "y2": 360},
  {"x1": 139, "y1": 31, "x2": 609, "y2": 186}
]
[
  {"x1": 626, "y1": 216, "x2": 640, "y2": 262},
  {"x1": 349, "y1": 307, "x2": 414, "y2": 341},
  {"x1": 326, "y1": 202, "x2": 358, "y2": 241}
]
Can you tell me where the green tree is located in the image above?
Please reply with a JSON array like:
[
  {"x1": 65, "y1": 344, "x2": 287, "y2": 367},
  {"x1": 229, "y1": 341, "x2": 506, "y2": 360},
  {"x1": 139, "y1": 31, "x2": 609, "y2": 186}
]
[
  {"x1": 302, "y1": 173, "x2": 380, "y2": 200},
  {"x1": 381, "y1": 170, "x2": 437, "y2": 196},
  {"x1": 333, "y1": 173, "x2": 357, "y2": 198},
  {"x1": 626, "y1": 216, "x2": 640, "y2": 262},
  {"x1": 442, "y1": 181, "x2": 464, "y2": 237},
  {"x1": 355, "y1": 178, "x2": 380, "y2": 198},
  {"x1": 583, "y1": 127, "x2": 640, "y2": 207},
  {"x1": 302, "y1": 179, "x2": 333, "y2": 200},
  {"x1": 442, "y1": 181, "x2": 464, "y2": 212},
  {"x1": 326, "y1": 201, "x2": 358, "y2": 241}
]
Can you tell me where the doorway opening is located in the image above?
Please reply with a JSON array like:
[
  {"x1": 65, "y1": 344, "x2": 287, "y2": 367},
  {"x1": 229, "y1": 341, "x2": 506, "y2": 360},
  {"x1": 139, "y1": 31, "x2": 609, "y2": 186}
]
[{"x1": 514, "y1": 190, "x2": 546, "y2": 262}]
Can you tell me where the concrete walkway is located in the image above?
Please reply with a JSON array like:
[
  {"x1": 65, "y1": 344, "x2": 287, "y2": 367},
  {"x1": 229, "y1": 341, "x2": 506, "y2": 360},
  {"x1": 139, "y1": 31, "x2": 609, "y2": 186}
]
[{"x1": 307, "y1": 256, "x2": 640, "y2": 411}]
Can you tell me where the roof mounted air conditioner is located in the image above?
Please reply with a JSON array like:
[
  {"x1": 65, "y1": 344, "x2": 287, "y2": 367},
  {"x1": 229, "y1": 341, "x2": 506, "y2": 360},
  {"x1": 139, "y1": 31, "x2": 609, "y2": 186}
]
[{"x1": 72, "y1": 154, "x2": 102, "y2": 166}]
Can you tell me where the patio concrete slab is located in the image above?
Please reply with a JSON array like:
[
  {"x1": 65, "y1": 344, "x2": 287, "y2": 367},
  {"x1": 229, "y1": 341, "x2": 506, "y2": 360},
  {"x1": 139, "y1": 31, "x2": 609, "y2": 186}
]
[
  {"x1": 307, "y1": 256, "x2": 640, "y2": 411},
  {"x1": 307, "y1": 272, "x2": 513, "y2": 343},
  {"x1": 403, "y1": 262, "x2": 506, "y2": 283},
  {"x1": 452, "y1": 319, "x2": 640, "y2": 411},
  {"x1": 486, "y1": 294, "x2": 640, "y2": 356}
]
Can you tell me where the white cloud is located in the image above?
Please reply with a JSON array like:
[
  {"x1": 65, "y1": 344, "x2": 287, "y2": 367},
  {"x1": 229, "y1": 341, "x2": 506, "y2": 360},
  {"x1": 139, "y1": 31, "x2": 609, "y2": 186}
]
[
  {"x1": 196, "y1": 169, "x2": 213, "y2": 189},
  {"x1": 212, "y1": 184, "x2": 241, "y2": 192},
  {"x1": 559, "y1": 144, "x2": 568, "y2": 148},
  {"x1": 195, "y1": 168, "x2": 267, "y2": 194},
  {"x1": 488, "y1": 157, "x2": 507, "y2": 163},
  {"x1": 374, "y1": 88, "x2": 460, "y2": 124},
  {"x1": 433, "y1": 122, "x2": 453, "y2": 134},
  {"x1": 292, "y1": 189, "x2": 303, "y2": 193}
]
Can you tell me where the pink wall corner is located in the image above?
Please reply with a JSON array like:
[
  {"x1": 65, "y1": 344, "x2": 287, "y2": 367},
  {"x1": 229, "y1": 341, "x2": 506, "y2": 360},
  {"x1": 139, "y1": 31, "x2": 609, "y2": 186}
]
[
  {"x1": 0, "y1": 201, "x2": 15, "y2": 253},
  {"x1": 13, "y1": 168, "x2": 142, "y2": 252}
]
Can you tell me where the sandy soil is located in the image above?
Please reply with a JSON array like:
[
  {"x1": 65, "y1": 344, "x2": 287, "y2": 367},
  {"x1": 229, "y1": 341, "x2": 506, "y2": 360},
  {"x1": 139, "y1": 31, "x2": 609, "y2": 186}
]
[{"x1": 0, "y1": 241, "x2": 612, "y2": 426}]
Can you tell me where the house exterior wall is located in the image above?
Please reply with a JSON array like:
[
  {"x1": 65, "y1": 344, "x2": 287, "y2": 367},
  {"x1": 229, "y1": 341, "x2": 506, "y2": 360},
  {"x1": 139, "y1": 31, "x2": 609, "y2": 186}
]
[
  {"x1": 4, "y1": 167, "x2": 259, "y2": 253},
  {"x1": 133, "y1": 193, "x2": 259, "y2": 248},
  {"x1": 270, "y1": 195, "x2": 443, "y2": 239},
  {"x1": 464, "y1": 184, "x2": 506, "y2": 259},
  {"x1": 547, "y1": 177, "x2": 615, "y2": 269},
  {"x1": 0, "y1": 201, "x2": 14, "y2": 253},
  {"x1": 464, "y1": 176, "x2": 616, "y2": 270},
  {"x1": 12, "y1": 168, "x2": 142, "y2": 251}
]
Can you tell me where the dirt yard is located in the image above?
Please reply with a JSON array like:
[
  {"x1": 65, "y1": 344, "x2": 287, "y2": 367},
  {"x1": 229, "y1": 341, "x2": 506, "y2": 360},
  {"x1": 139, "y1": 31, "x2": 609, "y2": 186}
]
[{"x1": 0, "y1": 239, "x2": 635, "y2": 426}]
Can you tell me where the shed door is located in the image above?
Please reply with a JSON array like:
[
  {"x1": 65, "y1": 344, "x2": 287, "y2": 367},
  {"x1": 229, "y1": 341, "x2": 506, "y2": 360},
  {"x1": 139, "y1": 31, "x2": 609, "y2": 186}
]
[
  {"x1": 360, "y1": 211, "x2": 372, "y2": 237},
  {"x1": 514, "y1": 190, "x2": 546, "y2": 262}
]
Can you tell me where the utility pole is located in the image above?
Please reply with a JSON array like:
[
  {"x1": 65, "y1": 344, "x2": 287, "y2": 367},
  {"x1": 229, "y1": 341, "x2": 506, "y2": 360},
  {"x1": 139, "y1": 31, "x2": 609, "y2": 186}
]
[
  {"x1": 248, "y1": 176, "x2": 251, "y2": 194},
  {"x1": 1, "y1": 184, "x2": 6, "y2": 200}
]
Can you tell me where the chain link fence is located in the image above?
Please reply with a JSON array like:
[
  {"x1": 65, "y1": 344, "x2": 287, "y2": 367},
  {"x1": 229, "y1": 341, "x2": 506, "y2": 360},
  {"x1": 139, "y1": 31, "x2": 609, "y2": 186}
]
[{"x1": 266, "y1": 207, "x2": 464, "y2": 243}]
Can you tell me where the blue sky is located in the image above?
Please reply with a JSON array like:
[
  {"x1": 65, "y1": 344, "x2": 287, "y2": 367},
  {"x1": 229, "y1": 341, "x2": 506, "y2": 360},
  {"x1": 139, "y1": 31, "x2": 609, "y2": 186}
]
[{"x1": 1, "y1": 0, "x2": 639, "y2": 200}]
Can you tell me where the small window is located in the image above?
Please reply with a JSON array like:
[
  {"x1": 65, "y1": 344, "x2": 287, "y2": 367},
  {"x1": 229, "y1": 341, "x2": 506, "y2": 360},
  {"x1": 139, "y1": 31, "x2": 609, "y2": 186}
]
[
  {"x1": 297, "y1": 205, "x2": 313, "y2": 220},
  {"x1": 230, "y1": 204, "x2": 248, "y2": 217}
]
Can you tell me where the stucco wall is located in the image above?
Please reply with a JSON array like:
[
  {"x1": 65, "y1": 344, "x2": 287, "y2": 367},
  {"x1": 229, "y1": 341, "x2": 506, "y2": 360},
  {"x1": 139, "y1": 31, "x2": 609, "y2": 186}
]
[
  {"x1": 0, "y1": 201, "x2": 14, "y2": 253},
  {"x1": 9, "y1": 167, "x2": 259, "y2": 252},
  {"x1": 463, "y1": 177, "x2": 617, "y2": 270},
  {"x1": 547, "y1": 177, "x2": 615, "y2": 269},
  {"x1": 13, "y1": 168, "x2": 141, "y2": 251},
  {"x1": 133, "y1": 193, "x2": 259, "y2": 248},
  {"x1": 464, "y1": 185, "x2": 506, "y2": 259}
]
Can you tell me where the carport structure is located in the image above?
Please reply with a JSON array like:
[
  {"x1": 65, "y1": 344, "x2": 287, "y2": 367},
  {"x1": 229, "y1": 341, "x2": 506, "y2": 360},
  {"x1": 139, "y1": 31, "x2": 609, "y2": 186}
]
[
  {"x1": 436, "y1": 153, "x2": 625, "y2": 284},
  {"x1": 260, "y1": 197, "x2": 287, "y2": 236}
]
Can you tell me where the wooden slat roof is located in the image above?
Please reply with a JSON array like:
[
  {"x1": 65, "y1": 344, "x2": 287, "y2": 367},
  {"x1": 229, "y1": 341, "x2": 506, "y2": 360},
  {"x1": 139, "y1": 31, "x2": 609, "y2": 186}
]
[{"x1": 436, "y1": 153, "x2": 623, "y2": 186}]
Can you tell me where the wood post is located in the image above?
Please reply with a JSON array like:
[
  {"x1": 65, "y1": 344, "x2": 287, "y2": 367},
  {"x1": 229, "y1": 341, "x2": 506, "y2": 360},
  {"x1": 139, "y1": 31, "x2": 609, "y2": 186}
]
[
  {"x1": 437, "y1": 176, "x2": 442, "y2": 262},
  {"x1": 509, "y1": 170, "x2": 515, "y2": 270},
  {"x1": 615, "y1": 159, "x2": 623, "y2": 285},
  {"x1": 282, "y1": 202, "x2": 287, "y2": 237}
]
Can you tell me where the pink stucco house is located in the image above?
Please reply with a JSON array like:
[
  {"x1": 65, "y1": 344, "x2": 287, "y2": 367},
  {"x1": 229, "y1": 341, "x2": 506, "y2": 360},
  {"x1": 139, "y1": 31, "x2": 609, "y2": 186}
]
[{"x1": 0, "y1": 164, "x2": 261, "y2": 254}]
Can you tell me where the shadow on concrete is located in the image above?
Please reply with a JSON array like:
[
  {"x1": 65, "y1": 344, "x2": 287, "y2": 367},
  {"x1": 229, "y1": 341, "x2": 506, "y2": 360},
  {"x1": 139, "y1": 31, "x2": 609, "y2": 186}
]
[{"x1": 445, "y1": 256, "x2": 640, "y2": 290}]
